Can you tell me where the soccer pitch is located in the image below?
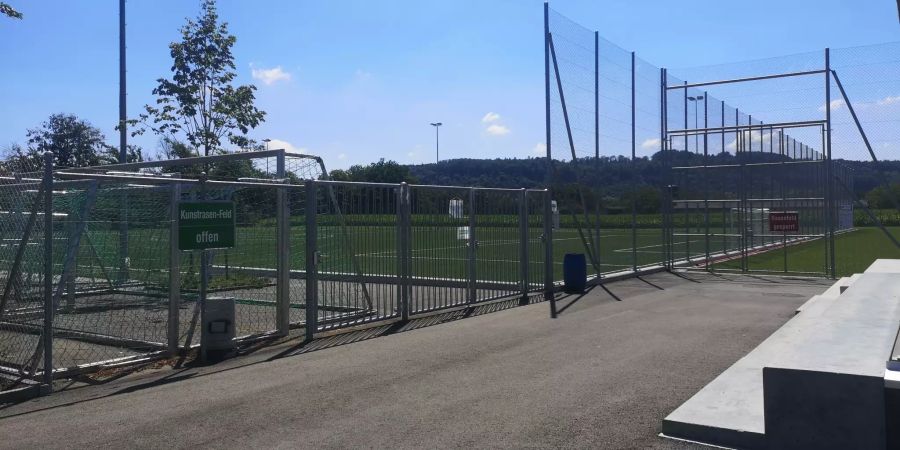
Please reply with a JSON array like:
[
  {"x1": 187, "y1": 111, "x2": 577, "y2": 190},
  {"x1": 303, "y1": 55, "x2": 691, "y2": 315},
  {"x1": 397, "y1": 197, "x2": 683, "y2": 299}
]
[
  {"x1": 77, "y1": 223, "x2": 674, "y2": 286},
  {"x1": 70, "y1": 222, "x2": 900, "y2": 289}
]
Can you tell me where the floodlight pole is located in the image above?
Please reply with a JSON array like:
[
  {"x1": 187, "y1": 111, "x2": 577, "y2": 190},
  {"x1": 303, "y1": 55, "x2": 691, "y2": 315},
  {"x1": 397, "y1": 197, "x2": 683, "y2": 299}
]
[
  {"x1": 687, "y1": 95, "x2": 704, "y2": 152},
  {"x1": 118, "y1": 0, "x2": 130, "y2": 285},
  {"x1": 119, "y1": 0, "x2": 127, "y2": 163},
  {"x1": 430, "y1": 122, "x2": 442, "y2": 163}
]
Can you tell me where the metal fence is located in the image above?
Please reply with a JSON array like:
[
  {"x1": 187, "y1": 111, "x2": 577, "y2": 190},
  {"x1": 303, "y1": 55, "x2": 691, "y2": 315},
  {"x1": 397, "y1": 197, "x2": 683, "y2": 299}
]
[
  {"x1": 0, "y1": 150, "x2": 553, "y2": 394},
  {"x1": 545, "y1": 4, "x2": 900, "y2": 280}
]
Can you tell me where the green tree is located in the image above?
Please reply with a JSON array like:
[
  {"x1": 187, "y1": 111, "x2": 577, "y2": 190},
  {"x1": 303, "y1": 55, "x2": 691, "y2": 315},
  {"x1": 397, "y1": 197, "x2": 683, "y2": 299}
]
[
  {"x1": 135, "y1": 0, "x2": 265, "y2": 156},
  {"x1": 14, "y1": 113, "x2": 140, "y2": 168},
  {"x1": 329, "y1": 159, "x2": 417, "y2": 183},
  {"x1": 1, "y1": 2, "x2": 22, "y2": 19},
  {"x1": 865, "y1": 183, "x2": 900, "y2": 209}
]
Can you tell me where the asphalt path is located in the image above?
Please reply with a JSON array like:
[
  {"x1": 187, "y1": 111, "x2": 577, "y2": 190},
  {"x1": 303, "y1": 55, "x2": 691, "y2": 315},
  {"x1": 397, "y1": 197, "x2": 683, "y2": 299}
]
[{"x1": 0, "y1": 271, "x2": 828, "y2": 449}]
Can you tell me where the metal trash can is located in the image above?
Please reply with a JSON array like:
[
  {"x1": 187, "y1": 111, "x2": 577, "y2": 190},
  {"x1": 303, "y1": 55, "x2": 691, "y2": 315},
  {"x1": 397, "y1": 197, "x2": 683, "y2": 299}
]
[
  {"x1": 563, "y1": 253, "x2": 587, "y2": 294},
  {"x1": 202, "y1": 296, "x2": 235, "y2": 360}
]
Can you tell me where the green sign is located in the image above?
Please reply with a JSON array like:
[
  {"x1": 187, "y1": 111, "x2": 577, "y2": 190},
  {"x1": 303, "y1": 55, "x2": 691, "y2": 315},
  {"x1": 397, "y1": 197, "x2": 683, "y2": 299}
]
[{"x1": 178, "y1": 201, "x2": 236, "y2": 250}]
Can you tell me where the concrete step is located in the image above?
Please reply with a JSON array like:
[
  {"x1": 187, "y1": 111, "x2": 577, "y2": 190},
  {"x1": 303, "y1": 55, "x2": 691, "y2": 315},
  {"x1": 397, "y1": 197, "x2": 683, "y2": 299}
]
[
  {"x1": 794, "y1": 274, "x2": 860, "y2": 315},
  {"x1": 763, "y1": 272, "x2": 900, "y2": 449},
  {"x1": 662, "y1": 277, "x2": 847, "y2": 449}
]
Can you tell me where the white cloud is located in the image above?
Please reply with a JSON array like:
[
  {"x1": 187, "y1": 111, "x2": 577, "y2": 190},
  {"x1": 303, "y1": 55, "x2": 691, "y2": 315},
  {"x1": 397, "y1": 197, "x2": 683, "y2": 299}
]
[
  {"x1": 481, "y1": 112, "x2": 501, "y2": 123},
  {"x1": 877, "y1": 95, "x2": 900, "y2": 106},
  {"x1": 407, "y1": 151, "x2": 417, "y2": 158},
  {"x1": 486, "y1": 124, "x2": 510, "y2": 136},
  {"x1": 265, "y1": 139, "x2": 308, "y2": 154},
  {"x1": 641, "y1": 138, "x2": 661, "y2": 150},
  {"x1": 818, "y1": 98, "x2": 845, "y2": 112},
  {"x1": 251, "y1": 65, "x2": 291, "y2": 85},
  {"x1": 337, "y1": 153, "x2": 347, "y2": 160},
  {"x1": 532, "y1": 142, "x2": 547, "y2": 156}
]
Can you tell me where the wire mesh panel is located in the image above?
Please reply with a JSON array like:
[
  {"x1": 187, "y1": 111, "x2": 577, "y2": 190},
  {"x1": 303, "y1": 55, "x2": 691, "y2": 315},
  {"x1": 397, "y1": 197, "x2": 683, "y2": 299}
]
[
  {"x1": 50, "y1": 182, "x2": 171, "y2": 370},
  {"x1": 407, "y1": 185, "x2": 471, "y2": 312},
  {"x1": 189, "y1": 184, "x2": 280, "y2": 340},
  {"x1": 0, "y1": 158, "x2": 50, "y2": 390},
  {"x1": 311, "y1": 181, "x2": 399, "y2": 331},
  {"x1": 526, "y1": 190, "x2": 549, "y2": 292},
  {"x1": 472, "y1": 189, "x2": 523, "y2": 302}
]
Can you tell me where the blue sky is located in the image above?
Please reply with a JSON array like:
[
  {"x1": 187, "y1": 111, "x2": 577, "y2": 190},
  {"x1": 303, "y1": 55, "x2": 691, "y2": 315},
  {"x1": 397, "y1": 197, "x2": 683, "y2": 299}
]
[{"x1": 1, "y1": 0, "x2": 898, "y2": 169}]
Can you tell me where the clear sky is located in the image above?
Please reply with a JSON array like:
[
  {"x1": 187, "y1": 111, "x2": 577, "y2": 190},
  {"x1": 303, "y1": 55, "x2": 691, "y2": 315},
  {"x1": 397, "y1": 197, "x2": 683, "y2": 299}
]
[{"x1": 1, "y1": 0, "x2": 898, "y2": 169}]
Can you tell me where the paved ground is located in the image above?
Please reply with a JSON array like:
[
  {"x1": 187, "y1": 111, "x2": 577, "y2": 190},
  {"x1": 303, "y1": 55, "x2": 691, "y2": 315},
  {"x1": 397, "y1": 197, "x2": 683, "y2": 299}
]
[{"x1": 0, "y1": 271, "x2": 829, "y2": 449}]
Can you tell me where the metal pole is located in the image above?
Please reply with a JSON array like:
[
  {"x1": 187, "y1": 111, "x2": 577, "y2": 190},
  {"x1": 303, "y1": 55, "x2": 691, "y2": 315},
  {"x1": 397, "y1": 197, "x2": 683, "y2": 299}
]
[
  {"x1": 740, "y1": 113, "x2": 747, "y2": 272},
  {"x1": 198, "y1": 181, "x2": 208, "y2": 362},
  {"x1": 781, "y1": 131, "x2": 788, "y2": 273},
  {"x1": 631, "y1": 51, "x2": 637, "y2": 272},
  {"x1": 398, "y1": 183, "x2": 410, "y2": 320},
  {"x1": 275, "y1": 153, "x2": 290, "y2": 336},
  {"x1": 119, "y1": 0, "x2": 127, "y2": 163},
  {"x1": 721, "y1": 100, "x2": 726, "y2": 257},
  {"x1": 42, "y1": 151, "x2": 53, "y2": 390},
  {"x1": 683, "y1": 82, "x2": 689, "y2": 262},
  {"x1": 544, "y1": 2, "x2": 551, "y2": 174},
  {"x1": 543, "y1": 3, "x2": 556, "y2": 317},
  {"x1": 825, "y1": 48, "x2": 836, "y2": 278},
  {"x1": 660, "y1": 68, "x2": 669, "y2": 269},
  {"x1": 703, "y1": 93, "x2": 710, "y2": 269},
  {"x1": 594, "y1": 30, "x2": 601, "y2": 274},
  {"x1": 436, "y1": 125, "x2": 440, "y2": 163},
  {"x1": 519, "y1": 189, "x2": 529, "y2": 304},
  {"x1": 168, "y1": 183, "x2": 181, "y2": 354},
  {"x1": 467, "y1": 188, "x2": 477, "y2": 304},
  {"x1": 117, "y1": 0, "x2": 129, "y2": 288},
  {"x1": 305, "y1": 181, "x2": 318, "y2": 342},
  {"x1": 545, "y1": 190, "x2": 556, "y2": 317},
  {"x1": 659, "y1": 68, "x2": 672, "y2": 270}
]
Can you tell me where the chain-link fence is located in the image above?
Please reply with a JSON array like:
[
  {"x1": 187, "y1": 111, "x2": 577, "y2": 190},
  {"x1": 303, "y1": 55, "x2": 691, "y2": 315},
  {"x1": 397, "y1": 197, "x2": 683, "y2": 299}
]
[
  {"x1": 545, "y1": 4, "x2": 900, "y2": 280},
  {"x1": 0, "y1": 150, "x2": 553, "y2": 395}
]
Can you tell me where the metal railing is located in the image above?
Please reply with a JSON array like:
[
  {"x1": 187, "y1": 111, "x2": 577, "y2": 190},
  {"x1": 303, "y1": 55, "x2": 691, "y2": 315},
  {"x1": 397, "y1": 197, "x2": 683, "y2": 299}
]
[{"x1": 0, "y1": 150, "x2": 554, "y2": 395}]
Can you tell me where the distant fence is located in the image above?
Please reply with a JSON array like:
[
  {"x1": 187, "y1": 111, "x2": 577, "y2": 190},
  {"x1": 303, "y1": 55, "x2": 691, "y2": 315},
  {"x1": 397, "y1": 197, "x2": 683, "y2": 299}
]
[
  {"x1": 0, "y1": 150, "x2": 554, "y2": 394},
  {"x1": 545, "y1": 4, "x2": 900, "y2": 279}
]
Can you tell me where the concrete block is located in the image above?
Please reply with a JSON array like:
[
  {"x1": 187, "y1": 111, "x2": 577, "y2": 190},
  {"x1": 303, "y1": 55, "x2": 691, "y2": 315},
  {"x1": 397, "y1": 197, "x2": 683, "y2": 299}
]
[
  {"x1": 865, "y1": 259, "x2": 900, "y2": 274},
  {"x1": 663, "y1": 282, "x2": 845, "y2": 448},
  {"x1": 764, "y1": 368, "x2": 885, "y2": 450},
  {"x1": 763, "y1": 272, "x2": 900, "y2": 449}
]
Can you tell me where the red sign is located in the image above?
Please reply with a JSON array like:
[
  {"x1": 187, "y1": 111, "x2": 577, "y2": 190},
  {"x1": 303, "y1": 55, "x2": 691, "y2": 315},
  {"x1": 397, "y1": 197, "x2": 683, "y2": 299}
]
[{"x1": 769, "y1": 211, "x2": 799, "y2": 232}]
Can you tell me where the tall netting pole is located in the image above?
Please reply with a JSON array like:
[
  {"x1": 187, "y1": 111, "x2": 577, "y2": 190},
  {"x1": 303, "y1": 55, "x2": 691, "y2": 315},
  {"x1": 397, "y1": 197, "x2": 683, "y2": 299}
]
[
  {"x1": 630, "y1": 51, "x2": 637, "y2": 273},
  {"x1": 42, "y1": 151, "x2": 53, "y2": 389},
  {"x1": 825, "y1": 48, "x2": 836, "y2": 278},
  {"x1": 543, "y1": 2, "x2": 556, "y2": 315}
]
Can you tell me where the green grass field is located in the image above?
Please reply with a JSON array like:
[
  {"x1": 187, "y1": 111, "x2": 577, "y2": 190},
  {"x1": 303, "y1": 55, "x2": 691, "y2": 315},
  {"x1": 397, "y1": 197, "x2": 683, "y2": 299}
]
[
  {"x1": 62, "y1": 216, "x2": 900, "y2": 290},
  {"x1": 711, "y1": 227, "x2": 900, "y2": 277}
]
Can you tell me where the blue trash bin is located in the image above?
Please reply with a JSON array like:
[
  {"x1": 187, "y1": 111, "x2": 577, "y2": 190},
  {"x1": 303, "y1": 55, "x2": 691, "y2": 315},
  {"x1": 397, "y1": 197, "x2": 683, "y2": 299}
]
[{"x1": 563, "y1": 253, "x2": 587, "y2": 294}]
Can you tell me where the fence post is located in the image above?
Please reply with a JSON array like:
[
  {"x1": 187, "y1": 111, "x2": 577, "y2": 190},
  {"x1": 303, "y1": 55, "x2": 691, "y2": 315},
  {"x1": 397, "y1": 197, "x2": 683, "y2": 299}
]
[
  {"x1": 304, "y1": 180, "x2": 318, "y2": 342},
  {"x1": 544, "y1": 190, "x2": 556, "y2": 317},
  {"x1": 631, "y1": 51, "x2": 638, "y2": 273},
  {"x1": 42, "y1": 151, "x2": 53, "y2": 390},
  {"x1": 467, "y1": 188, "x2": 477, "y2": 304},
  {"x1": 824, "y1": 48, "x2": 836, "y2": 278},
  {"x1": 519, "y1": 189, "x2": 529, "y2": 305},
  {"x1": 168, "y1": 183, "x2": 181, "y2": 354},
  {"x1": 397, "y1": 182, "x2": 410, "y2": 321},
  {"x1": 275, "y1": 153, "x2": 290, "y2": 336}
]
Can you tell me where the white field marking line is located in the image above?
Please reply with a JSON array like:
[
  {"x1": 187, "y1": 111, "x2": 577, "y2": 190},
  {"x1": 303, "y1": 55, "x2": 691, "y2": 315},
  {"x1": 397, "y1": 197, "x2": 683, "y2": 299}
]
[
  {"x1": 358, "y1": 254, "x2": 525, "y2": 264},
  {"x1": 357, "y1": 238, "x2": 541, "y2": 258},
  {"x1": 612, "y1": 239, "x2": 696, "y2": 253}
]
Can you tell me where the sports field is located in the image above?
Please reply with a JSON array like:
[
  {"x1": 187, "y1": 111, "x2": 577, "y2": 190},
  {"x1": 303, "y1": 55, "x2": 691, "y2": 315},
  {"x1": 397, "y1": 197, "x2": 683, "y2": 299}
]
[
  {"x1": 75, "y1": 222, "x2": 675, "y2": 286},
  {"x1": 56, "y1": 215, "x2": 900, "y2": 293},
  {"x1": 713, "y1": 226, "x2": 900, "y2": 277}
]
